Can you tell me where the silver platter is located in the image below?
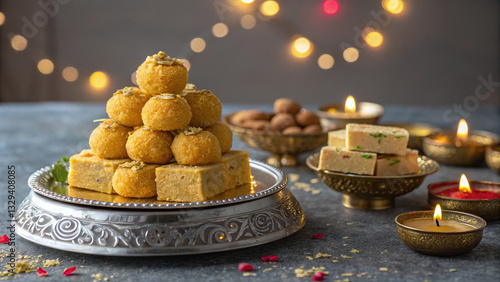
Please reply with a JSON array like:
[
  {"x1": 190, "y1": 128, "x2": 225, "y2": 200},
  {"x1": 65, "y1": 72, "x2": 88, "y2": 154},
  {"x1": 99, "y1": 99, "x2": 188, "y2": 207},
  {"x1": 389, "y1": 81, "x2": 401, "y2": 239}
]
[{"x1": 16, "y1": 160, "x2": 305, "y2": 256}]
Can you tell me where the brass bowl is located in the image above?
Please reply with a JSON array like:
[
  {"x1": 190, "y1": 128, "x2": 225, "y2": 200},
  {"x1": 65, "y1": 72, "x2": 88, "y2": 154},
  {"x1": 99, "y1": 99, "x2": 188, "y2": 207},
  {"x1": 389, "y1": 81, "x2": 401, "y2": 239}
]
[
  {"x1": 383, "y1": 123, "x2": 439, "y2": 152},
  {"x1": 222, "y1": 114, "x2": 328, "y2": 167},
  {"x1": 422, "y1": 130, "x2": 500, "y2": 166},
  {"x1": 395, "y1": 210, "x2": 486, "y2": 256},
  {"x1": 428, "y1": 180, "x2": 500, "y2": 220},
  {"x1": 317, "y1": 102, "x2": 384, "y2": 130},
  {"x1": 306, "y1": 154, "x2": 439, "y2": 210},
  {"x1": 486, "y1": 145, "x2": 500, "y2": 173}
]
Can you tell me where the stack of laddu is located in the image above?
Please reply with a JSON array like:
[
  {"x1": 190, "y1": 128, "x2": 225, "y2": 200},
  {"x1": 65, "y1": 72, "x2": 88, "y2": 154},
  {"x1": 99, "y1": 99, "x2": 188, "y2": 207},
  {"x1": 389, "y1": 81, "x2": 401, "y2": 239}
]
[
  {"x1": 68, "y1": 51, "x2": 251, "y2": 202},
  {"x1": 319, "y1": 124, "x2": 420, "y2": 176}
]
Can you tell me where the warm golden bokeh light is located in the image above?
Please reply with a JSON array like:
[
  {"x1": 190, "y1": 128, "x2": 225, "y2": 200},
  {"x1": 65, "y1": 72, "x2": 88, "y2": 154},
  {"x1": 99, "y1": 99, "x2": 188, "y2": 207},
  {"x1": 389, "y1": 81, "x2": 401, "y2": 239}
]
[
  {"x1": 241, "y1": 0, "x2": 254, "y2": 3},
  {"x1": 318, "y1": 54, "x2": 334, "y2": 70},
  {"x1": 190, "y1": 38, "x2": 206, "y2": 53},
  {"x1": 345, "y1": 96, "x2": 356, "y2": 113},
  {"x1": 292, "y1": 37, "x2": 312, "y2": 58},
  {"x1": 37, "y1": 59, "x2": 54, "y2": 75},
  {"x1": 62, "y1": 67, "x2": 79, "y2": 82},
  {"x1": 90, "y1": 71, "x2": 108, "y2": 89},
  {"x1": 241, "y1": 14, "x2": 257, "y2": 29},
  {"x1": 11, "y1": 35, "x2": 28, "y2": 51},
  {"x1": 180, "y1": 59, "x2": 191, "y2": 71},
  {"x1": 343, "y1": 47, "x2": 359, "y2": 63},
  {"x1": 433, "y1": 204, "x2": 442, "y2": 221},
  {"x1": 260, "y1": 1, "x2": 279, "y2": 16},
  {"x1": 130, "y1": 71, "x2": 137, "y2": 85},
  {"x1": 0, "y1": 11, "x2": 5, "y2": 26},
  {"x1": 459, "y1": 174, "x2": 472, "y2": 194},
  {"x1": 457, "y1": 119, "x2": 468, "y2": 141},
  {"x1": 365, "y1": 31, "x2": 384, "y2": 47},
  {"x1": 212, "y1": 22, "x2": 229, "y2": 38},
  {"x1": 382, "y1": 0, "x2": 404, "y2": 14}
]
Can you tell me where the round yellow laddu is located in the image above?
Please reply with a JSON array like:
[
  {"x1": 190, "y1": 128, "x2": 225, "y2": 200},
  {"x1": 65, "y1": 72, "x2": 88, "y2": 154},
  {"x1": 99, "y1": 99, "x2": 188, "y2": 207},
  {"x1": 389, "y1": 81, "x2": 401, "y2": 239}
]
[
  {"x1": 112, "y1": 162, "x2": 159, "y2": 198},
  {"x1": 171, "y1": 129, "x2": 221, "y2": 165},
  {"x1": 136, "y1": 52, "x2": 188, "y2": 95},
  {"x1": 141, "y1": 94, "x2": 192, "y2": 131},
  {"x1": 106, "y1": 87, "x2": 150, "y2": 127},
  {"x1": 89, "y1": 119, "x2": 132, "y2": 159},
  {"x1": 205, "y1": 122, "x2": 232, "y2": 153},
  {"x1": 183, "y1": 90, "x2": 221, "y2": 127},
  {"x1": 126, "y1": 127, "x2": 174, "y2": 164}
]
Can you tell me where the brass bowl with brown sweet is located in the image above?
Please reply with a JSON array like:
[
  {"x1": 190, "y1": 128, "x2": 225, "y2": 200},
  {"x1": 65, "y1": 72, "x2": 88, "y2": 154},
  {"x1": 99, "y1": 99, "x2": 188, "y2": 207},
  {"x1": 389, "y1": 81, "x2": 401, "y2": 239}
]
[{"x1": 222, "y1": 98, "x2": 328, "y2": 167}]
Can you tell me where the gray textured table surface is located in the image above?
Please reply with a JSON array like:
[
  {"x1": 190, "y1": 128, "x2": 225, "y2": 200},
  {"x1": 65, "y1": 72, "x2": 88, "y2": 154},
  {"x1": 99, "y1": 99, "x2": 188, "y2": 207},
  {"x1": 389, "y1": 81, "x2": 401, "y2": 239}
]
[{"x1": 0, "y1": 102, "x2": 499, "y2": 282}]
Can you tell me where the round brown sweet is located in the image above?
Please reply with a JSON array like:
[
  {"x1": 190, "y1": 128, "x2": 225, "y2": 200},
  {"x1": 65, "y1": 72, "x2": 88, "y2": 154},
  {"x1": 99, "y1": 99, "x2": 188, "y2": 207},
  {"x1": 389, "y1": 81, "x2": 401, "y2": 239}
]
[
  {"x1": 112, "y1": 162, "x2": 159, "y2": 198},
  {"x1": 126, "y1": 127, "x2": 174, "y2": 164},
  {"x1": 136, "y1": 52, "x2": 188, "y2": 95},
  {"x1": 106, "y1": 87, "x2": 150, "y2": 127},
  {"x1": 240, "y1": 120, "x2": 271, "y2": 131},
  {"x1": 89, "y1": 119, "x2": 132, "y2": 159},
  {"x1": 183, "y1": 90, "x2": 222, "y2": 127},
  {"x1": 303, "y1": 124, "x2": 323, "y2": 134},
  {"x1": 141, "y1": 94, "x2": 192, "y2": 131},
  {"x1": 274, "y1": 98, "x2": 301, "y2": 115},
  {"x1": 270, "y1": 113, "x2": 296, "y2": 131},
  {"x1": 171, "y1": 130, "x2": 221, "y2": 165},
  {"x1": 283, "y1": 126, "x2": 302, "y2": 134},
  {"x1": 230, "y1": 110, "x2": 272, "y2": 126},
  {"x1": 296, "y1": 109, "x2": 321, "y2": 127},
  {"x1": 205, "y1": 122, "x2": 233, "y2": 153}
]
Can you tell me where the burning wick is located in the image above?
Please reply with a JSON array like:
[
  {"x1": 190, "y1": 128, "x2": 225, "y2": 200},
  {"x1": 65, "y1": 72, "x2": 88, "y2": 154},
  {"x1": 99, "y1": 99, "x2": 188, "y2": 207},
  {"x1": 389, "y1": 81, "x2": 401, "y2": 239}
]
[
  {"x1": 459, "y1": 174, "x2": 472, "y2": 194},
  {"x1": 456, "y1": 119, "x2": 468, "y2": 145},
  {"x1": 433, "y1": 204, "x2": 442, "y2": 227},
  {"x1": 345, "y1": 95, "x2": 356, "y2": 113}
]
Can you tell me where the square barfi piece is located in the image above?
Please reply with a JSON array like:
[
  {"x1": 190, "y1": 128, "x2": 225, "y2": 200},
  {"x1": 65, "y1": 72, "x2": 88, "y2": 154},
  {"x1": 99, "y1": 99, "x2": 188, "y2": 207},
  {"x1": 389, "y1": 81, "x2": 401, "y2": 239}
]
[
  {"x1": 156, "y1": 163, "x2": 226, "y2": 202},
  {"x1": 68, "y1": 149, "x2": 130, "y2": 194},
  {"x1": 318, "y1": 146, "x2": 377, "y2": 175},
  {"x1": 328, "y1": 129, "x2": 346, "y2": 147},
  {"x1": 346, "y1": 124, "x2": 409, "y2": 156},
  {"x1": 219, "y1": 150, "x2": 252, "y2": 190},
  {"x1": 375, "y1": 149, "x2": 420, "y2": 176}
]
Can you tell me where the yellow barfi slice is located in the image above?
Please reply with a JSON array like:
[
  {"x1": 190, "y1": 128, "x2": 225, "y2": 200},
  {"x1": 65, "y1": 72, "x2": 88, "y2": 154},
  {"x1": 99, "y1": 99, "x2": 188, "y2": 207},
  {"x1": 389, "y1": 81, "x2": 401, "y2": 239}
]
[
  {"x1": 318, "y1": 146, "x2": 377, "y2": 175},
  {"x1": 375, "y1": 149, "x2": 420, "y2": 176},
  {"x1": 219, "y1": 150, "x2": 252, "y2": 190},
  {"x1": 346, "y1": 124, "x2": 409, "y2": 156},
  {"x1": 328, "y1": 129, "x2": 346, "y2": 147}
]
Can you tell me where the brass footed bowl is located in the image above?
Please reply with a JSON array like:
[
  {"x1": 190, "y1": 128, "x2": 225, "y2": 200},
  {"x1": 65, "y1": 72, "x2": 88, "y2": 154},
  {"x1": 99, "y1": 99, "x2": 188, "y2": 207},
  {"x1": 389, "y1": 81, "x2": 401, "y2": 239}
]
[
  {"x1": 307, "y1": 154, "x2": 439, "y2": 210},
  {"x1": 486, "y1": 145, "x2": 500, "y2": 173},
  {"x1": 222, "y1": 114, "x2": 328, "y2": 167},
  {"x1": 395, "y1": 210, "x2": 486, "y2": 256}
]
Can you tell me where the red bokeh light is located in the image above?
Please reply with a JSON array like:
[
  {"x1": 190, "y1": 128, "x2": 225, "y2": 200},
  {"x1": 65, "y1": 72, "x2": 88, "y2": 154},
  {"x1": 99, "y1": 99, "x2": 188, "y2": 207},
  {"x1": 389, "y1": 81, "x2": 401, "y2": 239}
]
[{"x1": 323, "y1": 0, "x2": 339, "y2": 15}]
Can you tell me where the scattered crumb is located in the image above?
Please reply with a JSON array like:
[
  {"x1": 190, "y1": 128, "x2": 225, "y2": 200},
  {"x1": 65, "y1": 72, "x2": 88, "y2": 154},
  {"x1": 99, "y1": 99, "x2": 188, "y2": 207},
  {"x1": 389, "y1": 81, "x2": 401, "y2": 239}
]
[
  {"x1": 380, "y1": 249, "x2": 388, "y2": 254},
  {"x1": 343, "y1": 236, "x2": 349, "y2": 239},
  {"x1": 243, "y1": 273, "x2": 257, "y2": 276},
  {"x1": 340, "y1": 255, "x2": 352, "y2": 259},
  {"x1": 281, "y1": 274, "x2": 288, "y2": 278},
  {"x1": 263, "y1": 268, "x2": 273, "y2": 273},
  {"x1": 346, "y1": 223, "x2": 354, "y2": 225},
  {"x1": 450, "y1": 269, "x2": 457, "y2": 272},
  {"x1": 357, "y1": 272, "x2": 368, "y2": 277},
  {"x1": 43, "y1": 258, "x2": 60, "y2": 267},
  {"x1": 394, "y1": 271, "x2": 399, "y2": 273},
  {"x1": 326, "y1": 223, "x2": 332, "y2": 226},
  {"x1": 380, "y1": 267, "x2": 388, "y2": 272},
  {"x1": 343, "y1": 244, "x2": 348, "y2": 246},
  {"x1": 289, "y1": 173, "x2": 300, "y2": 182},
  {"x1": 350, "y1": 249, "x2": 360, "y2": 254},
  {"x1": 306, "y1": 256, "x2": 314, "y2": 261},
  {"x1": 332, "y1": 260, "x2": 339, "y2": 263},
  {"x1": 92, "y1": 273, "x2": 103, "y2": 281},
  {"x1": 310, "y1": 178, "x2": 319, "y2": 184},
  {"x1": 295, "y1": 267, "x2": 327, "y2": 278},
  {"x1": 341, "y1": 273, "x2": 353, "y2": 277},
  {"x1": 315, "y1": 253, "x2": 332, "y2": 259}
]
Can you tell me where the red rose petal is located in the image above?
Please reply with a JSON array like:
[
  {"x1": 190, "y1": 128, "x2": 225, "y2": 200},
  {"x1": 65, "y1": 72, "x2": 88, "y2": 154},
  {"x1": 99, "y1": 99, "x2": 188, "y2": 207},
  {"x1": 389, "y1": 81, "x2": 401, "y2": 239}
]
[
  {"x1": 312, "y1": 233, "x2": 324, "y2": 239},
  {"x1": 261, "y1": 256, "x2": 270, "y2": 262},
  {"x1": 62, "y1": 266, "x2": 76, "y2": 276},
  {"x1": 0, "y1": 234, "x2": 9, "y2": 244},
  {"x1": 238, "y1": 263, "x2": 253, "y2": 272},
  {"x1": 37, "y1": 267, "x2": 48, "y2": 277},
  {"x1": 312, "y1": 274, "x2": 324, "y2": 281},
  {"x1": 268, "y1": 255, "x2": 279, "y2": 262},
  {"x1": 316, "y1": 271, "x2": 327, "y2": 277}
]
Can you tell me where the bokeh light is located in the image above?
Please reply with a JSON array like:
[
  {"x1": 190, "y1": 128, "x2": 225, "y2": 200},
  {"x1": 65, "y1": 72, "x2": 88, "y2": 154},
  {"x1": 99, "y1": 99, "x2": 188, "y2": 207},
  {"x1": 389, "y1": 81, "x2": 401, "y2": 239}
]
[
  {"x1": 180, "y1": 59, "x2": 191, "y2": 71},
  {"x1": 241, "y1": 0, "x2": 254, "y2": 3},
  {"x1": 130, "y1": 72, "x2": 137, "y2": 85},
  {"x1": 10, "y1": 35, "x2": 28, "y2": 51},
  {"x1": 382, "y1": 0, "x2": 404, "y2": 14},
  {"x1": 365, "y1": 31, "x2": 383, "y2": 47},
  {"x1": 90, "y1": 71, "x2": 108, "y2": 89},
  {"x1": 0, "y1": 11, "x2": 5, "y2": 26},
  {"x1": 62, "y1": 67, "x2": 78, "y2": 82},
  {"x1": 190, "y1": 37, "x2": 206, "y2": 53},
  {"x1": 292, "y1": 37, "x2": 312, "y2": 58},
  {"x1": 37, "y1": 59, "x2": 54, "y2": 74},
  {"x1": 241, "y1": 14, "x2": 257, "y2": 29},
  {"x1": 212, "y1": 23, "x2": 229, "y2": 38},
  {"x1": 323, "y1": 0, "x2": 339, "y2": 15},
  {"x1": 343, "y1": 47, "x2": 359, "y2": 63},
  {"x1": 318, "y1": 54, "x2": 334, "y2": 69},
  {"x1": 260, "y1": 1, "x2": 279, "y2": 16}
]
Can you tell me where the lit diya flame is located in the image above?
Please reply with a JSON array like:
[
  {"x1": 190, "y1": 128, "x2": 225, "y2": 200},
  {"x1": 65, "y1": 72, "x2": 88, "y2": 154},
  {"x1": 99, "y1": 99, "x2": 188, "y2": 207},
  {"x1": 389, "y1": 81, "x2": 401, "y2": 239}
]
[
  {"x1": 433, "y1": 204, "x2": 442, "y2": 226},
  {"x1": 459, "y1": 174, "x2": 472, "y2": 194},
  {"x1": 457, "y1": 119, "x2": 468, "y2": 141},
  {"x1": 345, "y1": 95, "x2": 356, "y2": 113}
]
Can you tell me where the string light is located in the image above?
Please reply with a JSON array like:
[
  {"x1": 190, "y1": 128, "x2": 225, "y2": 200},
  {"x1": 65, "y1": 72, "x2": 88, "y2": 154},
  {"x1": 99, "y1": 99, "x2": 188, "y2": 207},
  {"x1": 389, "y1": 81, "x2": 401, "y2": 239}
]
[
  {"x1": 212, "y1": 22, "x2": 229, "y2": 38},
  {"x1": 318, "y1": 54, "x2": 334, "y2": 69},
  {"x1": 10, "y1": 35, "x2": 28, "y2": 51},
  {"x1": 292, "y1": 37, "x2": 312, "y2": 58},
  {"x1": 343, "y1": 47, "x2": 359, "y2": 63},
  {"x1": 0, "y1": 11, "x2": 5, "y2": 26},
  {"x1": 37, "y1": 59, "x2": 54, "y2": 74},
  {"x1": 241, "y1": 14, "x2": 256, "y2": 29},
  {"x1": 365, "y1": 31, "x2": 383, "y2": 47},
  {"x1": 382, "y1": 0, "x2": 404, "y2": 14},
  {"x1": 260, "y1": 1, "x2": 279, "y2": 16},
  {"x1": 62, "y1": 67, "x2": 79, "y2": 82},
  {"x1": 323, "y1": 0, "x2": 339, "y2": 15},
  {"x1": 89, "y1": 71, "x2": 108, "y2": 89},
  {"x1": 190, "y1": 37, "x2": 206, "y2": 53}
]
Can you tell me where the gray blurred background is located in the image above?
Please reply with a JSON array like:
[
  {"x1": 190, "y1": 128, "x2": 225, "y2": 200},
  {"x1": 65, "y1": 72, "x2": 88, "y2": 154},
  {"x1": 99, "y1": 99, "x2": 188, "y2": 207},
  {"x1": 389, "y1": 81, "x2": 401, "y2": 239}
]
[{"x1": 0, "y1": 0, "x2": 499, "y2": 107}]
